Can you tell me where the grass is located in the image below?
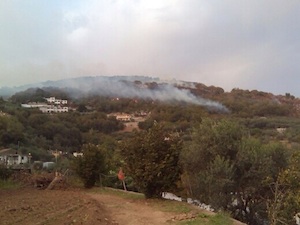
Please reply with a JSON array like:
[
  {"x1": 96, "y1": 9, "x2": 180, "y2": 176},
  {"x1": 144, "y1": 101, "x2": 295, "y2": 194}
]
[
  {"x1": 0, "y1": 179, "x2": 21, "y2": 190},
  {"x1": 177, "y1": 212, "x2": 233, "y2": 225},
  {"x1": 89, "y1": 187, "x2": 235, "y2": 225},
  {"x1": 150, "y1": 198, "x2": 192, "y2": 213}
]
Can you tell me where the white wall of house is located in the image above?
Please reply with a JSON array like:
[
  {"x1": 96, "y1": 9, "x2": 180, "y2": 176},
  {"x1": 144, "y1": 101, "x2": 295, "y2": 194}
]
[
  {"x1": 116, "y1": 114, "x2": 132, "y2": 121},
  {"x1": 0, "y1": 154, "x2": 29, "y2": 165},
  {"x1": 45, "y1": 97, "x2": 67, "y2": 105}
]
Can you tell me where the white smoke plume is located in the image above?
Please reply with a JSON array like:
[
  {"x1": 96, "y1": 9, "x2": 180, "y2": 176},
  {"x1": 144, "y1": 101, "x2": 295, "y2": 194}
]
[{"x1": 39, "y1": 76, "x2": 229, "y2": 112}]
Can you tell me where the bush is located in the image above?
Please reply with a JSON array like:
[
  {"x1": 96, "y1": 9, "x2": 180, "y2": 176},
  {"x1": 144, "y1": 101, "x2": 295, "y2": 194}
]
[
  {"x1": 0, "y1": 165, "x2": 12, "y2": 180},
  {"x1": 72, "y1": 144, "x2": 107, "y2": 188}
]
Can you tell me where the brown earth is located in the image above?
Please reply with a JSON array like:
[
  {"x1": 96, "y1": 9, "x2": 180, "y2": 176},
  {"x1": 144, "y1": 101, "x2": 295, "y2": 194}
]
[
  {"x1": 0, "y1": 188, "x2": 115, "y2": 225},
  {"x1": 0, "y1": 188, "x2": 246, "y2": 225}
]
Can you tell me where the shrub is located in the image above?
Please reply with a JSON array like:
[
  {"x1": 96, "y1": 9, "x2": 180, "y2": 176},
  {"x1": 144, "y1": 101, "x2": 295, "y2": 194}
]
[
  {"x1": 0, "y1": 165, "x2": 12, "y2": 180},
  {"x1": 72, "y1": 144, "x2": 107, "y2": 188}
]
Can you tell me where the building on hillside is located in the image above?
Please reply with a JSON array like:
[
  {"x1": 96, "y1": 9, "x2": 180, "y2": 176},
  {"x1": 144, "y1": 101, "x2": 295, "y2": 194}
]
[
  {"x1": 21, "y1": 102, "x2": 48, "y2": 108},
  {"x1": 276, "y1": 127, "x2": 287, "y2": 134},
  {"x1": 45, "y1": 97, "x2": 68, "y2": 105},
  {"x1": 115, "y1": 113, "x2": 132, "y2": 122},
  {"x1": 73, "y1": 152, "x2": 84, "y2": 157},
  {"x1": 39, "y1": 106, "x2": 69, "y2": 113},
  {"x1": 0, "y1": 149, "x2": 30, "y2": 166},
  {"x1": 21, "y1": 97, "x2": 69, "y2": 113}
]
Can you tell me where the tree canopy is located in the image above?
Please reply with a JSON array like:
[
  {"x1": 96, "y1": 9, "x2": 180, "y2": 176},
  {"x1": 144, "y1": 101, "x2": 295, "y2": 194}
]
[
  {"x1": 120, "y1": 123, "x2": 182, "y2": 198},
  {"x1": 181, "y1": 119, "x2": 290, "y2": 225}
]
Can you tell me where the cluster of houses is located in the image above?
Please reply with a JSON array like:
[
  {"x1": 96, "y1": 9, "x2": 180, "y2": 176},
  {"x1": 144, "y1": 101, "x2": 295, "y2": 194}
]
[{"x1": 21, "y1": 97, "x2": 68, "y2": 113}]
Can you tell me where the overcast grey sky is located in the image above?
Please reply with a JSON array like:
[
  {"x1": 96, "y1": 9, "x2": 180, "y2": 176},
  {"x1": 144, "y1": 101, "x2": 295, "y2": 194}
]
[{"x1": 1, "y1": 0, "x2": 300, "y2": 96}]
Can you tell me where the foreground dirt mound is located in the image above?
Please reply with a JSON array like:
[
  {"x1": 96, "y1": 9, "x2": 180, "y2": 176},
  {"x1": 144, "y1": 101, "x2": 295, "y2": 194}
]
[{"x1": 0, "y1": 188, "x2": 116, "y2": 225}]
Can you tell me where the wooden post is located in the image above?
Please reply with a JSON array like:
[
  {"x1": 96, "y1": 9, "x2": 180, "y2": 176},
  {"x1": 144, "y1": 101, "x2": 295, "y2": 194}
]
[{"x1": 122, "y1": 180, "x2": 127, "y2": 191}]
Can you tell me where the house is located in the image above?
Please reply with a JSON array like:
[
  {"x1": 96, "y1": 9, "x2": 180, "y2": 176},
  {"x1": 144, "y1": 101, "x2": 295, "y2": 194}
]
[
  {"x1": 115, "y1": 113, "x2": 132, "y2": 122},
  {"x1": 0, "y1": 154, "x2": 29, "y2": 166},
  {"x1": 21, "y1": 102, "x2": 48, "y2": 108},
  {"x1": 39, "y1": 106, "x2": 69, "y2": 113},
  {"x1": 21, "y1": 97, "x2": 69, "y2": 113},
  {"x1": 276, "y1": 127, "x2": 286, "y2": 134},
  {"x1": 45, "y1": 97, "x2": 68, "y2": 105},
  {"x1": 73, "y1": 152, "x2": 84, "y2": 157}
]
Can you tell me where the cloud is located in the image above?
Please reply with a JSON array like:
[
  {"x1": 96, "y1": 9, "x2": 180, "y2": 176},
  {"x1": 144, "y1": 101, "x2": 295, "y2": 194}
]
[{"x1": 1, "y1": 0, "x2": 300, "y2": 96}]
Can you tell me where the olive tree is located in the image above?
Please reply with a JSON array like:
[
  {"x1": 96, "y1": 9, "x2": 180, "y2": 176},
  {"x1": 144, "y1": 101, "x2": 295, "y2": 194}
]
[
  {"x1": 120, "y1": 123, "x2": 182, "y2": 198},
  {"x1": 181, "y1": 119, "x2": 289, "y2": 225},
  {"x1": 72, "y1": 144, "x2": 107, "y2": 188}
]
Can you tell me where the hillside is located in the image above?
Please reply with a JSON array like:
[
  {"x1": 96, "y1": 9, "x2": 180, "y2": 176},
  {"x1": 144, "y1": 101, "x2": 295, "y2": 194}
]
[
  {"x1": 4, "y1": 75, "x2": 300, "y2": 116},
  {"x1": 1, "y1": 76, "x2": 300, "y2": 225}
]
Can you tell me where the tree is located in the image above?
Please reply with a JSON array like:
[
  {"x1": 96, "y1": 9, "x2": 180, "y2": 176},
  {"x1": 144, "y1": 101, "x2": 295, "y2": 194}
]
[
  {"x1": 267, "y1": 151, "x2": 300, "y2": 225},
  {"x1": 181, "y1": 118, "x2": 289, "y2": 225},
  {"x1": 77, "y1": 104, "x2": 88, "y2": 112},
  {"x1": 120, "y1": 123, "x2": 182, "y2": 198},
  {"x1": 0, "y1": 116, "x2": 24, "y2": 146},
  {"x1": 72, "y1": 144, "x2": 107, "y2": 188},
  {"x1": 181, "y1": 119, "x2": 242, "y2": 205}
]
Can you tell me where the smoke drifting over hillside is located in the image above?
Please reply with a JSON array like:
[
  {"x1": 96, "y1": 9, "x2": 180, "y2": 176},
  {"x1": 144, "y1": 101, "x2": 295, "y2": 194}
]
[
  {"x1": 46, "y1": 76, "x2": 228, "y2": 112},
  {"x1": 1, "y1": 76, "x2": 228, "y2": 112}
]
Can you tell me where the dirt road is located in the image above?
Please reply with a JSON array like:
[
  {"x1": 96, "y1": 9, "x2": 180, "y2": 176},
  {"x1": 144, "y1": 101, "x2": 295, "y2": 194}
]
[
  {"x1": 0, "y1": 188, "x2": 174, "y2": 225},
  {"x1": 0, "y1": 188, "x2": 115, "y2": 225},
  {"x1": 0, "y1": 188, "x2": 246, "y2": 225},
  {"x1": 88, "y1": 192, "x2": 175, "y2": 225}
]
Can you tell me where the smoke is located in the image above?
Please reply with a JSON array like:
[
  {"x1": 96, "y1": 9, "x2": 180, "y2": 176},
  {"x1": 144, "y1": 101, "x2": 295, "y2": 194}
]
[{"x1": 41, "y1": 76, "x2": 229, "y2": 112}]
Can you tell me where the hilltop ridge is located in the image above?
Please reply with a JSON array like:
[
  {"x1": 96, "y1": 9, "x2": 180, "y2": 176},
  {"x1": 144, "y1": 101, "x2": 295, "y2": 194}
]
[{"x1": 4, "y1": 75, "x2": 300, "y2": 117}]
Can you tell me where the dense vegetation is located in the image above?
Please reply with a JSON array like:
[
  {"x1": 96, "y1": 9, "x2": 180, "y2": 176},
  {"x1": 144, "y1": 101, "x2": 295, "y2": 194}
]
[{"x1": 1, "y1": 83, "x2": 300, "y2": 225}]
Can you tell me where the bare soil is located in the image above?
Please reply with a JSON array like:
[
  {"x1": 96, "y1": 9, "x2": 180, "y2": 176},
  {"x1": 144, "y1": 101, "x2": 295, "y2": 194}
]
[
  {"x1": 0, "y1": 188, "x2": 246, "y2": 225},
  {"x1": 88, "y1": 192, "x2": 175, "y2": 225},
  {"x1": 0, "y1": 188, "x2": 114, "y2": 225}
]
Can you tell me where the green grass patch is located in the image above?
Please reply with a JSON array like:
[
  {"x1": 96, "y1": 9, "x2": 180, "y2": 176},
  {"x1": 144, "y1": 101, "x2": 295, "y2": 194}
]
[
  {"x1": 150, "y1": 198, "x2": 192, "y2": 213},
  {"x1": 206, "y1": 212, "x2": 233, "y2": 225},
  {"x1": 178, "y1": 212, "x2": 233, "y2": 225},
  {"x1": 0, "y1": 179, "x2": 21, "y2": 190}
]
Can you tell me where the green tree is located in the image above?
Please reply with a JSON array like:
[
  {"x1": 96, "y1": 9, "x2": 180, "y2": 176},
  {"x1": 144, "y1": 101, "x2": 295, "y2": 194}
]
[
  {"x1": 72, "y1": 144, "x2": 107, "y2": 188},
  {"x1": 120, "y1": 123, "x2": 182, "y2": 198},
  {"x1": 0, "y1": 116, "x2": 24, "y2": 146},
  {"x1": 181, "y1": 119, "x2": 289, "y2": 225},
  {"x1": 267, "y1": 151, "x2": 300, "y2": 225},
  {"x1": 181, "y1": 119, "x2": 242, "y2": 204}
]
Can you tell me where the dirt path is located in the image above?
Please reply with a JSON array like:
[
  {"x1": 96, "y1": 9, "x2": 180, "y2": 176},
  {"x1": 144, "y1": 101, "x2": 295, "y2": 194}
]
[
  {"x1": 88, "y1": 192, "x2": 175, "y2": 225},
  {"x1": 0, "y1": 188, "x2": 175, "y2": 225},
  {"x1": 0, "y1": 188, "x2": 246, "y2": 225},
  {"x1": 0, "y1": 189, "x2": 115, "y2": 225}
]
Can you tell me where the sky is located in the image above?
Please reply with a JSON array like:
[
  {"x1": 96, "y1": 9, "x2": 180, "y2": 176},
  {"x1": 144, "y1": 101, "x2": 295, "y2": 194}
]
[{"x1": 1, "y1": 0, "x2": 300, "y2": 96}]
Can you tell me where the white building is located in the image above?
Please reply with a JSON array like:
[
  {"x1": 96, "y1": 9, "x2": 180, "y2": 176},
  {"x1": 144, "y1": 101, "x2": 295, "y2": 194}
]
[
  {"x1": 21, "y1": 97, "x2": 69, "y2": 113},
  {"x1": 45, "y1": 97, "x2": 68, "y2": 105},
  {"x1": 21, "y1": 103, "x2": 48, "y2": 108},
  {"x1": 0, "y1": 154, "x2": 29, "y2": 166},
  {"x1": 73, "y1": 152, "x2": 84, "y2": 157},
  {"x1": 40, "y1": 106, "x2": 69, "y2": 113},
  {"x1": 115, "y1": 113, "x2": 132, "y2": 121}
]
